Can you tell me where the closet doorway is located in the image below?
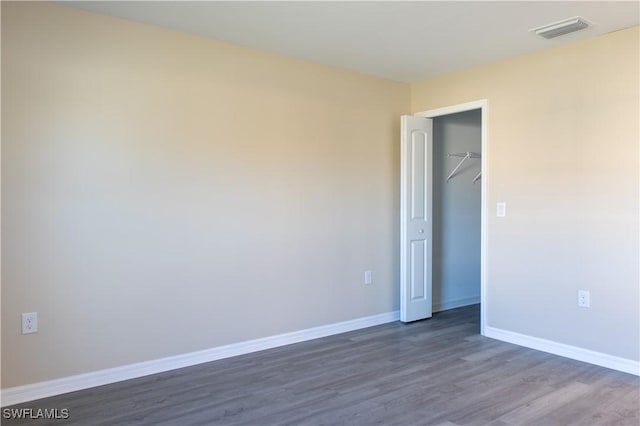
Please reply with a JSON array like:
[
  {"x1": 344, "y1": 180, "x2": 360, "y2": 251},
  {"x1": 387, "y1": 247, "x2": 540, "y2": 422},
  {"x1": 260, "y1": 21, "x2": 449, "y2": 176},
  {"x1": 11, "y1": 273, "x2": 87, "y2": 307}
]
[
  {"x1": 400, "y1": 100, "x2": 487, "y2": 334},
  {"x1": 433, "y1": 110, "x2": 482, "y2": 312}
]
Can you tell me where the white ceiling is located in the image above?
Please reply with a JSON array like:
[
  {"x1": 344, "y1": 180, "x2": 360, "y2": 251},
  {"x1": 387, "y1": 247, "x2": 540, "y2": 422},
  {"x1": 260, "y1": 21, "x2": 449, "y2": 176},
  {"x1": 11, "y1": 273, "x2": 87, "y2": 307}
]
[{"x1": 61, "y1": 1, "x2": 639, "y2": 83}]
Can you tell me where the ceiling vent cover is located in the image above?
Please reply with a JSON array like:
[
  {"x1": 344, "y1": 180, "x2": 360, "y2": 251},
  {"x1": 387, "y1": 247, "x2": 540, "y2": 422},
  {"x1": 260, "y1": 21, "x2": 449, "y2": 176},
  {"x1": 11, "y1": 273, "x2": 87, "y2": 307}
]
[{"x1": 531, "y1": 17, "x2": 589, "y2": 39}]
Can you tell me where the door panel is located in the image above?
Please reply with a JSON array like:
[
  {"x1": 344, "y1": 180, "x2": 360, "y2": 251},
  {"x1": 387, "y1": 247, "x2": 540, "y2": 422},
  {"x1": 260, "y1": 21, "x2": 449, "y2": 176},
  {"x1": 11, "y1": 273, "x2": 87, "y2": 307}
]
[
  {"x1": 410, "y1": 240, "x2": 426, "y2": 300},
  {"x1": 411, "y1": 134, "x2": 426, "y2": 219},
  {"x1": 400, "y1": 115, "x2": 433, "y2": 322}
]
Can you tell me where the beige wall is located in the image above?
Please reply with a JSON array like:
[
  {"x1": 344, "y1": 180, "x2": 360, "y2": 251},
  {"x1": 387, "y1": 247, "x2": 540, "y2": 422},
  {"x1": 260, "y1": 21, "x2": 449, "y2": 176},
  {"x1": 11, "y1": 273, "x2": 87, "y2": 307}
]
[
  {"x1": 1, "y1": 2, "x2": 409, "y2": 388},
  {"x1": 2, "y1": 1, "x2": 638, "y2": 390},
  {"x1": 413, "y1": 26, "x2": 639, "y2": 361}
]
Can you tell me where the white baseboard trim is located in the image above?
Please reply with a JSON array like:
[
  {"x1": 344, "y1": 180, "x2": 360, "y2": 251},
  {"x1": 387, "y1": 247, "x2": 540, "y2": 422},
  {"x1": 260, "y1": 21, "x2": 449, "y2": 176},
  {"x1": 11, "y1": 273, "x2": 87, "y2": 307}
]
[
  {"x1": 484, "y1": 325, "x2": 640, "y2": 376},
  {"x1": 1, "y1": 310, "x2": 400, "y2": 407},
  {"x1": 433, "y1": 296, "x2": 480, "y2": 313}
]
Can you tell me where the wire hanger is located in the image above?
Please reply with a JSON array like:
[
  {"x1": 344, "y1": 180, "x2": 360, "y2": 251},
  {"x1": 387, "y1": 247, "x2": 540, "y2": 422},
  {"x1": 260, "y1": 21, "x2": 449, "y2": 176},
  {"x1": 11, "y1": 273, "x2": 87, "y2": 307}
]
[{"x1": 446, "y1": 152, "x2": 481, "y2": 183}]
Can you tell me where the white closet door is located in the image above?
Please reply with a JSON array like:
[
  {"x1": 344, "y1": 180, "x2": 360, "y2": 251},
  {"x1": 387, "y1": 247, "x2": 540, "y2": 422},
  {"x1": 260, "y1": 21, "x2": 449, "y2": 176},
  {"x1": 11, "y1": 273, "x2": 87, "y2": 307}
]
[{"x1": 400, "y1": 115, "x2": 433, "y2": 323}]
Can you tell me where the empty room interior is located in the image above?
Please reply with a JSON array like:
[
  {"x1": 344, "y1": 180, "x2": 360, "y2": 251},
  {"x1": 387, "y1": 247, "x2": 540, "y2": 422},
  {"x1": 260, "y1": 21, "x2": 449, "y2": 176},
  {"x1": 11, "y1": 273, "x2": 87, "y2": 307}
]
[{"x1": 1, "y1": 1, "x2": 639, "y2": 425}]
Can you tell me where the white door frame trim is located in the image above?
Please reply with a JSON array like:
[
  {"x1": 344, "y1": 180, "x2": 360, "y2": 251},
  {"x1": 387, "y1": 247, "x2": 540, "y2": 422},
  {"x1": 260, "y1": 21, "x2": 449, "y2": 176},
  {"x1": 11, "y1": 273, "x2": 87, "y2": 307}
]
[{"x1": 414, "y1": 99, "x2": 488, "y2": 335}]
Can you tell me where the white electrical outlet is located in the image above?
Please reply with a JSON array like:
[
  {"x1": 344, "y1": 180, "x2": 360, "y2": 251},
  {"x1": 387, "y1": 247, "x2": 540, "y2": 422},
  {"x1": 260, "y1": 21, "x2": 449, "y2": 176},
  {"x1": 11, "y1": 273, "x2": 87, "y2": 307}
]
[
  {"x1": 578, "y1": 290, "x2": 590, "y2": 308},
  {"x1": 22, "y1": 312, "x2": 38, "y2": 334},
  {"x1": 364, "y1": 270, "x2": 372, "y2": 285}
]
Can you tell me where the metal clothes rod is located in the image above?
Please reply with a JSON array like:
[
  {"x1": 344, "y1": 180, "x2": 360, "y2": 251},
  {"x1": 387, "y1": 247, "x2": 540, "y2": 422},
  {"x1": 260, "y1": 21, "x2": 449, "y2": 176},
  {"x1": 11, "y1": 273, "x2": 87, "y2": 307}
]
[{"x1": 446, "y1": 152, "x2": 481, "y2": 182}]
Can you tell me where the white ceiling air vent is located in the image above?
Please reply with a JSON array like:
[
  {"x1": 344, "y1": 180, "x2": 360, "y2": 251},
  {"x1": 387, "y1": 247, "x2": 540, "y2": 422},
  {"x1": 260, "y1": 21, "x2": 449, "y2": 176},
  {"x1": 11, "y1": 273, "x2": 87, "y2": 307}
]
[{"x1": 531, "y1": 17, "x2": 590, "y2": 39}]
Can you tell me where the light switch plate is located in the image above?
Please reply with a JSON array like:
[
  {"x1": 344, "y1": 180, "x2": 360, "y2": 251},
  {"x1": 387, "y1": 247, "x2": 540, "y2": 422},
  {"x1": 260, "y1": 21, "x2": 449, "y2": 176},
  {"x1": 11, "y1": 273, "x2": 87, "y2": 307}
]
[{"x1": 497, "y1": 202, "x2": 506, "y2": 217}]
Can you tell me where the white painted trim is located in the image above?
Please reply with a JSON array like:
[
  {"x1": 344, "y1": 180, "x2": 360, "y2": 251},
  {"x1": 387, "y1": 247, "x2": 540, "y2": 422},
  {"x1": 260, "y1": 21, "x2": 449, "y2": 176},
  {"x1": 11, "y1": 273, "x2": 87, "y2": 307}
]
[
  {"x1": 479, "y1": 103, "x2": 488, "y2": 336},
  {"x1": 414, "y1": 99, "x2": 488, "y2": 335},
  {"x1": 417, "y1": 100, "x2": 487, "y2": 119},
  {"x1": 433, "y1": 296, "x2": 480, "y2": 313},
  {"x1": 485, "y1": 326, "x2": 640, "y2": 376},
  {"x1": 1, "y1": 310, "x2": 400, "y2": 407}
]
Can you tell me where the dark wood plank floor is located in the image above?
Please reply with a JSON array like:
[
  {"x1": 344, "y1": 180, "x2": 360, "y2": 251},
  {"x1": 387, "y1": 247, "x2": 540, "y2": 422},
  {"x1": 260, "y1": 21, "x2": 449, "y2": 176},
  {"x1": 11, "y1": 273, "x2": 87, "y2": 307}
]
[{"x1": 4, "y1": 305, "x2": 639, "y2": 425}]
